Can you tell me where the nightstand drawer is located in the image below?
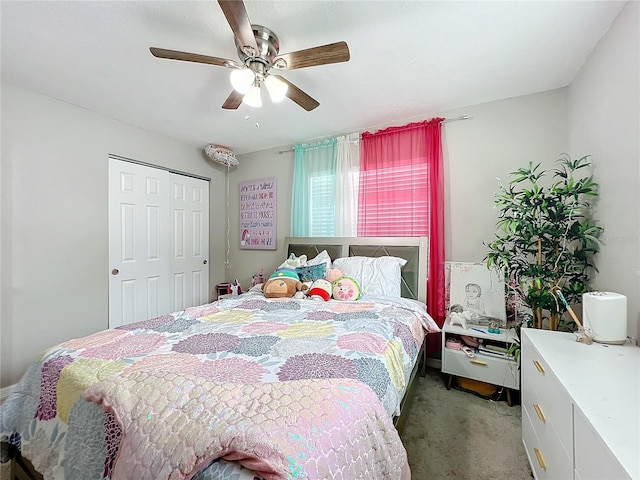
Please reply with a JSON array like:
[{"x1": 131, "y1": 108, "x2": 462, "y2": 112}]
[
  {"x1": 522, "y1": 402, "x2": 573, "y2": 480},
  {"x1": 443, "y1": 348, "x2": 519, "y2": 389}
]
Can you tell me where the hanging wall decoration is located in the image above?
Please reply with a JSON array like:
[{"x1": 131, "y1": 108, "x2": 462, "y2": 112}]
[{"x1": 239, "y1": 177, "x2": 277, "y2": 250}]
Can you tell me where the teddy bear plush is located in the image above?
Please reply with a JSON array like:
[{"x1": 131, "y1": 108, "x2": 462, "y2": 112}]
[{"x1": 262, "y1": 268, "x2": 308, "y2": 298}]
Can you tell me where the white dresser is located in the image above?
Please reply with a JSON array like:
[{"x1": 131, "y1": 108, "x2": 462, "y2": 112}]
[{"x1": 521, "y1": 328, "x2": 639, "y2": 480}]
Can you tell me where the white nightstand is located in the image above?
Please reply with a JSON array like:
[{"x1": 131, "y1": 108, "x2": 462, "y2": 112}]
[{"x1": 441, "y1": 321, "x2": 520, "y2": 405}]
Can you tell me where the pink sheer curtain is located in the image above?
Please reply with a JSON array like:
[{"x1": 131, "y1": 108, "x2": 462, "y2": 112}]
[
  {"x1": 359, "y1": 122, "x2": 429, "y2": 236},
  {"x1": 359, "y1": 118, "x2": 446, "y2": 355}
]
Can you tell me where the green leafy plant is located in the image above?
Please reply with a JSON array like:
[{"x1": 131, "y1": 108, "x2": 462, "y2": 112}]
[
  {"x1": 485, "y1": 154, "x2": 603, "y2": 330},
  {"x1": 507, "y1": 324, "x2": 522, "y2": 364}
]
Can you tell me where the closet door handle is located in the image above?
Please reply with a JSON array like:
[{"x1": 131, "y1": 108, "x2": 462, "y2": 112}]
[
  {"x1": 533, "y1": 403, "x2": 545, "y2": 422},
  {"x1": 534, "y1": 448, "x2": 546, "y2": 470},
  {"x1": 533, "y1": 360, "x2": 545, "y2": 374}
]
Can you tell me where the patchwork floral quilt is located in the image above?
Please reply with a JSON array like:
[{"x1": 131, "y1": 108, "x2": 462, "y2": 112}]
[{"x1": 1, "y1": 292, "x2": 439, "y2": 479}]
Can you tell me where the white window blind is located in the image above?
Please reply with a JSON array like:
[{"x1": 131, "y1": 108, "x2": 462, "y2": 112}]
[{"x1": 309, "y1": 173, "x2": 335, "y2": 237}]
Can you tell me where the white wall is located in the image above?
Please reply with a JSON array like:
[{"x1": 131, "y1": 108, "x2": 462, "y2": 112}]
[
  {"x1": 568, "y1": 1, "x2": 640, "y2": 341},
  {"x1": 0, "y1": 83, "x2": 227, "y2": 386},
  {"x1": 442, "y1": 89, "x2": 567, "y2": 262},
  {"x1": 225, "y1": 89, "x2": 568, "y2": 289}
]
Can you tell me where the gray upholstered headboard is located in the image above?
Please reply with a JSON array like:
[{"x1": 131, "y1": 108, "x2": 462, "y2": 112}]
[{"x1": 284, "y1": 237, "x2": 428, "y2": 303}]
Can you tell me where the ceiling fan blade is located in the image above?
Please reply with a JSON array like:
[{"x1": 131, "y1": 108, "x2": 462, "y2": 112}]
[
  {"x1": 150, "y1": 47, "x2": 233, "y2": 67},
  {"x1": 218, "y1": 0, "x2": 259, "y2": 58},
  {"x1": 273, "y1": 41, "x2": 350, "y2": 70},
  {"x1": 222, "y1": 90, "x2": 244, "y2": 110},
  {"x1": 273, "y1": 75, "x2": 319, "y2": 111}
]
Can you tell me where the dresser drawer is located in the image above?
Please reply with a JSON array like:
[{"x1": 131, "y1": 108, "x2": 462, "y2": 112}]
[
  {"x1": 522, "y1": 337, "x2": 573, "y2": 454},
  {"x1": 522, "y1": 398, "x2": 572, "y2": 464},
  {"x1": 522, "y1": 403, "x2": 573, "y2": 480},
  {"x1": 443, "y1": 348, "x2": 519, "y2": 389},
  {"x1": 574, "y1": 408, "x2": 631, "y2": 479}
]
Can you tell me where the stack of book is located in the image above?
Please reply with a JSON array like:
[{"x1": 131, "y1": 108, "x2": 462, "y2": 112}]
[{"x1": 477, "y1": 343, "x2": 512, "y2": 359}]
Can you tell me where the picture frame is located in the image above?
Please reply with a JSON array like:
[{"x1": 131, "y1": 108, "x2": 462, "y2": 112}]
[
  {"x1": 239, "y1": 177, "x2": 277, "y2": 250},
  {"x1": 446, "y1": 262, "x2": 506, "y2": 324}
]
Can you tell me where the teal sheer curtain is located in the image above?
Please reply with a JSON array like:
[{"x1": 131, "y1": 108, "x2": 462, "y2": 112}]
[{"x1": 291, "y1": 139, "x2": 338, "y2": 236}]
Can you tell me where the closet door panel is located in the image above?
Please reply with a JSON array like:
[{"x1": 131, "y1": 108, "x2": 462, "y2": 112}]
[
  {"x1": 109, "y1": 159, "x2": 171, "y2": 327},
  {"x1": 109, "y1": 159, "x2": 209, "y2": 327},
  {"x1": 169, "y1": 173, "x2": 210, "y2": 312}
]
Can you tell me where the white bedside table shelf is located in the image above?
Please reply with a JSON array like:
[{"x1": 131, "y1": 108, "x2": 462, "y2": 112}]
[{"x1": 441, "y1": 322, "x2": 520, "y2": 405}]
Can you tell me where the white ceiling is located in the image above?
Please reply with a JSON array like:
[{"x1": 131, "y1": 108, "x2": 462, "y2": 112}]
[{"x1": 1, "y1": 1, "x2": 626, "y2": 155}]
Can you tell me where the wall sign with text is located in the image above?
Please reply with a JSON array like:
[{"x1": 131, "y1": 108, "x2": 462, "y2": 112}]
[{"x1": 239, "y1": 177, "x2": 277, "y2": 250}]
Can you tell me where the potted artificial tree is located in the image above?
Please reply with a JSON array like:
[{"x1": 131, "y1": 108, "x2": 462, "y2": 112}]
[{"x1": 485, "y1": 154, "x2": 603, "y2": 331}]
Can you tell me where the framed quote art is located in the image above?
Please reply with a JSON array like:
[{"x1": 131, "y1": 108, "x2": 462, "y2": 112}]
[{"x1": 239, "y1": 177, "x2": 277, "y2": 250}]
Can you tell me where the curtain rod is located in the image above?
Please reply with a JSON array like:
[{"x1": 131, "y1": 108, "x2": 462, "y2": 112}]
[
  {"x1": 442, "y1": 115, "x2": 470, "y2": 123},
  {"x1": 276, "y1": 115, "x2": 470, "y2": 154}
]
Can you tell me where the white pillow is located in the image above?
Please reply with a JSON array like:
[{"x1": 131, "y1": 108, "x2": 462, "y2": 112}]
[
  {"x1": 305, "y1": 250, "x2": 332, "y2": 270},
  {"x1": 332, "y1": 256, "x2": 407, "y2": 297}
]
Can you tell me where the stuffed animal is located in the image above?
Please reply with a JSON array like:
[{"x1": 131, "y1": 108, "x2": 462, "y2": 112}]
[
  {"x1": 332, "y1": 276, "x2": 361, "y2": 301},
  {"x1": 307, "y1": 278, "x2": 333, "y2": 301},
  {"x1": 279, "y1": 253, "x2": 307, "y2": 269},
  {"x1": 325, "y1": 268, "x2": 343, "y2": 284},
  {"x1": 262, "y1": 268, "x2": 308, "y2": 298},
  {"x1": 449, "y1": 304, "x2": 473, "y2": 329}
]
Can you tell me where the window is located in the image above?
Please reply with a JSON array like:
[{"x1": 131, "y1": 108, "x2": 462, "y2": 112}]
[
  {"x1": 308, "y1": 173, "x2": 335, "y2": 236},
  {"x1": 358, "y1": 163, "x2": 429, "y2": 236}
]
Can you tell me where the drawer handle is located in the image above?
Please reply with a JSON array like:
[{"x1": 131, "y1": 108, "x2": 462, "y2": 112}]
[
  {"x1": 533, "y1": 403, "x2": 546, "y2": 422},
  {"x1": 534, "y1": 448, "x2": 546, "y2": 470},
  {"x1": 533, "y1": 360, "x2": 545, "y2": 374},
  {"x1": 470, "y1": 359, "x2": 487, "y2": 366}
]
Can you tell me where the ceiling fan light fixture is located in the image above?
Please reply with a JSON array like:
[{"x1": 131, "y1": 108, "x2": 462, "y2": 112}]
[
  {"x1": 230, "y1": 68, "x2": 255, "y2": 94},
  {"x1": 242, "y1": 83, "x2": 262, "y2": 108},
  {"x1": 264, "y1": 75, "x2": 288, "y2": 103},
  {"x1": 150, "y1": 0, "x2": 349, "y2": 112}
]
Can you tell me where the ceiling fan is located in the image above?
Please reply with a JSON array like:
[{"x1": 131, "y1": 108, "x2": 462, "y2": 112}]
[{"x1": 149, "y1": 0, "x2": 350, "y2": 111}]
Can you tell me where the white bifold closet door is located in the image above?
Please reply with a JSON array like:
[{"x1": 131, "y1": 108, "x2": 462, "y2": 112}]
[{"x1": 108, "y1": 158, "x2": 209, "y2": 328}]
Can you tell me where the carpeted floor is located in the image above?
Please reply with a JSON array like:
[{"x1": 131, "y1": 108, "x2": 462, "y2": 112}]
[{"x1": 401, "y1": 368, "x2": 533, "y2": 480}]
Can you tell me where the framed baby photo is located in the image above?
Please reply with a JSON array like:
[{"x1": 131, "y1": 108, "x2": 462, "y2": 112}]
[{"x1": 448, "y1": 262, "x2": 506, "y2": 322}]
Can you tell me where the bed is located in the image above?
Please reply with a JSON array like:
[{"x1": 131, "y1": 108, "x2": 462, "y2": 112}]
[{"x1": 1, "y1": 236, "x2": 439, "y2": 480}]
